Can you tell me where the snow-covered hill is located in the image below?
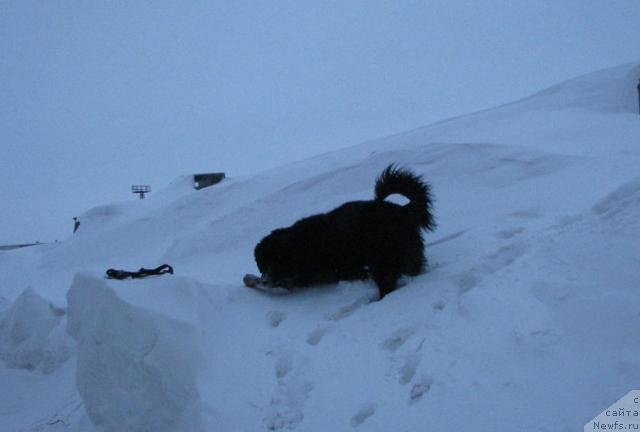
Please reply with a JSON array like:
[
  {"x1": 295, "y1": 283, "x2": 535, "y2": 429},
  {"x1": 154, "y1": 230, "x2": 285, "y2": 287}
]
[{"x1": 1, "y1": 61, "x2": 639, "y2": 432}]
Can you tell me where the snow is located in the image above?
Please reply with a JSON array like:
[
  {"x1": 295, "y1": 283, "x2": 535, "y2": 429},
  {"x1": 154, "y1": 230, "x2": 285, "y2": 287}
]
[
  {"x1": 66, "y1": 273, "x2": 203, "y2": 432},
  {"x1": 0, "y1": 288, "x2": 70, "y2": 374},
  {"x1": 1, "y1": 61, "x2": 639, "y2": 431}
]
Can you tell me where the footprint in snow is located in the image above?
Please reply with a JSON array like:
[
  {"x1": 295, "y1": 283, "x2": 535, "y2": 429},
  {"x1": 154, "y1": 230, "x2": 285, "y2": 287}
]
[
  {"x1": 409, "y1": 376, "x2": 433, "y2": 404},
  {"x1": 514, "y1": 328, "x2": 563, "y2": 353},
  {"x1": 454, "y1": 270, "x2": 480, "y2": 293},
  {"x1": 381, "y1": 327, "x2": 415, "y2": 352},
  {"x1": 431, "y1": 300, "x2": 446, "y2": 311},
  {"x1": 399, "y1": 355, "x2": 420, "y2": 385},
  {"x1": 496, "y1": 226, "x2": 525, "y2": 239},
  {"x1": 398, "y1": 338, "x2": 426, "y2": 385},
  {"x1": 264, "y1": 350, "x2": 314, "y2": 430},
  {"x1": 264, "y1": 381, "x2": 313, "y2": 430},
  {"x1": 306, "y1": 326, "x2": 330, "y2": 346},
  {"x1": 510, "y1": 209, "x2": 541, "y2": 219},
  {"x1": 530, "y1": 280, "x2": 571, "y2": 306},
  {"x1": 453, "y1": 242, "x2": 527, "y2": 293},
  {"x1": 273, "y1": 351, "x2": 293, "y2": 380},
  {"x1": 267, "y1": 311, "x2": 286, "y2": 328},
  {"x1": 350, "y1": 403, "x2": 376, "y2": 427},
  {"x1": 264, "y1": 407, "x2": 303, "y2": 431},
  {"x1": 325, "y1": 295, "x2": 374, "y2": 321},
  {"x1": 485, "y1": 242, "x2": 527, "y2": 269}
]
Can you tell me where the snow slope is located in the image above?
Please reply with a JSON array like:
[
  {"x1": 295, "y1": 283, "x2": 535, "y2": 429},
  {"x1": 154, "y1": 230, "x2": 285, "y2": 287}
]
[{"x1": 1, "y1": 61, "x2": 639, "y2": 431}]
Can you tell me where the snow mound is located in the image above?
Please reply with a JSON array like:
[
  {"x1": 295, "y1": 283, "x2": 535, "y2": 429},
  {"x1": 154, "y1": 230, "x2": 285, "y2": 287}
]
[
  {"x1": 351, "y1": 61, "x2": 640, "y2": 163},
  {"x1": 0, "y1": 288, "x2": 72, "y2": 373},
  {"x1": 66, "y1": 273, "x2": 204, "y2": 432},
  {"x1": 78, "y1": 204, "x2": 128, "y2": 233},
  {"x1": 155, "y1": 174, "x2": 199, "y2": 201},
  {"x1": 519, "y1": 61, "x2": 640, "y2": 113},
  {"x1": 75, "y1": 176, "x2": 197, "y2": 237}
]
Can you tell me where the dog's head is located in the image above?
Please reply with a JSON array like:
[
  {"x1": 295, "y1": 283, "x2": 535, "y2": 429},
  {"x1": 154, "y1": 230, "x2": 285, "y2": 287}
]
[{"x1": 254, "y1": 228, "x2": 296, "y2": 287}]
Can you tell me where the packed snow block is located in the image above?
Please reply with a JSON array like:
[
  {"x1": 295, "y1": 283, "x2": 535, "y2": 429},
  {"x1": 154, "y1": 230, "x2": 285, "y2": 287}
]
[
  {"x1": 66, "y1": 273, "x2": 204, "y2": 432},
  {"x1": 0, "y1": 288, "x2": 71, "y2": 373}
]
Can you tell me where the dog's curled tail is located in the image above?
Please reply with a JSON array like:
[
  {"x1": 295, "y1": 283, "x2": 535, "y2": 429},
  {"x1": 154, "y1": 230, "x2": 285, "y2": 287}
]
[{"x1": 374, "y1": 164, "x2": 436, "y2": 231}]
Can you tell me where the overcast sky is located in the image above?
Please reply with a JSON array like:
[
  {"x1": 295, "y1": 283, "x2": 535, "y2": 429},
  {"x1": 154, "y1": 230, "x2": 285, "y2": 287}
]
[{"x1": 1, "y1": 1, "x2": 639, "y2": 244}]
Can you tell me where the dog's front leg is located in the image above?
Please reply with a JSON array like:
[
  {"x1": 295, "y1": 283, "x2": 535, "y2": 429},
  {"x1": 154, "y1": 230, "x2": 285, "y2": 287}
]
[{"x1": 370, "y1": 266, "x2": 401, "y2": 300}]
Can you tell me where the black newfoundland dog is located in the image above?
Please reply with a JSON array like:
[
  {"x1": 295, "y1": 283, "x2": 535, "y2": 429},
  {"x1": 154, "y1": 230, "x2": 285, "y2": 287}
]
[{"x1": 253, "y1": 165, "x2": 435, "y2": 299}]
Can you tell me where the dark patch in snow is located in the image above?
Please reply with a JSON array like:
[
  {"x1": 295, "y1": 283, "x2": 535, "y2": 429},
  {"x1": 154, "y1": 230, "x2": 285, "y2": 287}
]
[
  {"x1": 398, "y1": 338, "x2": 426, "y2": 385},
  {"x1": 267, "y1": 311, "x2": 286, "y2": 328},
  {"x1": 431, "y1": 300, "x2": 446, "y2": 311},
  {"x1": 454, "y1": 271, "x2": 480, "y2": 293},
  {"x1": 530, "y1": 280, "x2": 571, "y2": 305},
  {"x1": 381, "y1": 328, "x2": 415, "y2": 352},
  {"x1": 511, "y1": 209, "x2": 541, "y2": 219},
  {"x1": 306, "y1": 327, "x2": 329, "y2": 346},
  {"x1": 325, "y1": 296, "x2": 373, "y2": 321},
  {"x1": 496, "y1": 226, "x2": 525, "y2": 239},
  {"x1": 274, "y1": 353, "x2": 292, "y2": 379},
  {"x1": 350, "y1": 403, "x2": 376, "y2": 427},
  {"x1": 409, "y1": 376, "x2": 433, "y2": 404}
]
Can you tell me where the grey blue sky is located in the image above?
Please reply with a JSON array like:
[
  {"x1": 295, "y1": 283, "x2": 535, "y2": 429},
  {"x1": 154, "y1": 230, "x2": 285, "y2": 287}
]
[{"x1": 1, "y1": 1, "x2": 639, "y2": 243}]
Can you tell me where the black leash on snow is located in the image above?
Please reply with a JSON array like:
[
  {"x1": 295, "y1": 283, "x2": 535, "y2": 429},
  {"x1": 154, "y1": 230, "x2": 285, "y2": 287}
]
[{"x1": 106, "y1": 264, "x2": 174, "y2": 280}]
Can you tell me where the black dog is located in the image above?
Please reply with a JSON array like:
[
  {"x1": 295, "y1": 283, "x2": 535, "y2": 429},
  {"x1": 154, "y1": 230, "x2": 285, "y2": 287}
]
[{"x1": 254, "y1": 165, "x2": 435, "y2": 299}]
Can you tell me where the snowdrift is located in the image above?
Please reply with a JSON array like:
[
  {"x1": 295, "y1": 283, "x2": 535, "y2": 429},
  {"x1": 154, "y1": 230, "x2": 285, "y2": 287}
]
[
  {"x1": 67, "y1": 273, "x2": 204, "y2": 432},
  {"x1": 0, "y1": 288, "x2": 71, "y2": 374},
  {"x1": 1, "y1": 61, "x2": 639, "y2": 431}
]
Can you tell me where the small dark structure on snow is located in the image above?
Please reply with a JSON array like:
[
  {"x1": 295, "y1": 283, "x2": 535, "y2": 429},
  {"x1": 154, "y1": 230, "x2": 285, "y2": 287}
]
[
  {"x1": 193, "y1": 172, "x2": 225, "y2": 190},
  {"x1": 132, "y1": 185, "x2": 151, "y2": 199}
]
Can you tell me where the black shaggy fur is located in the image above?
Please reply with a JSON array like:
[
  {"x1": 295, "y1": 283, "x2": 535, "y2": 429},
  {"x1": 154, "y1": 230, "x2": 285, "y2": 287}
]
[{"x1": 254, "y1": 165, "x2": 435, "y2": 299}]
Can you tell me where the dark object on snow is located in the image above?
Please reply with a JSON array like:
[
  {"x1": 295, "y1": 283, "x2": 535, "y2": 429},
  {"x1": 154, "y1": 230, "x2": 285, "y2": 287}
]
[
  {"x1": 253, "y1": 164, "x2": 435, "y2": 300},
  {"x1": 132, "y1": 185, "x2": 151, "y2": 199},
  {"x1": 73, "y1": 217, "x2": 80, "y2": 233},
  {"x1": 106, "y1": 264, "x2": 174, "y2": 280},
  {"x1": 0, "y1": 242, "x2": 42, "y2": 251},
  {"x1": 243, "y1": 273, "x2": 264, "y2": 289},
  {"x1": 243, "y1": 273, "x2": 290, "y2": 295},
  {"x1": 637, "y1": 79, "x2": 640, "y2": 115},
  {"x1": 194, "y1": 172, "x2": 225, "y2": 190}
]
